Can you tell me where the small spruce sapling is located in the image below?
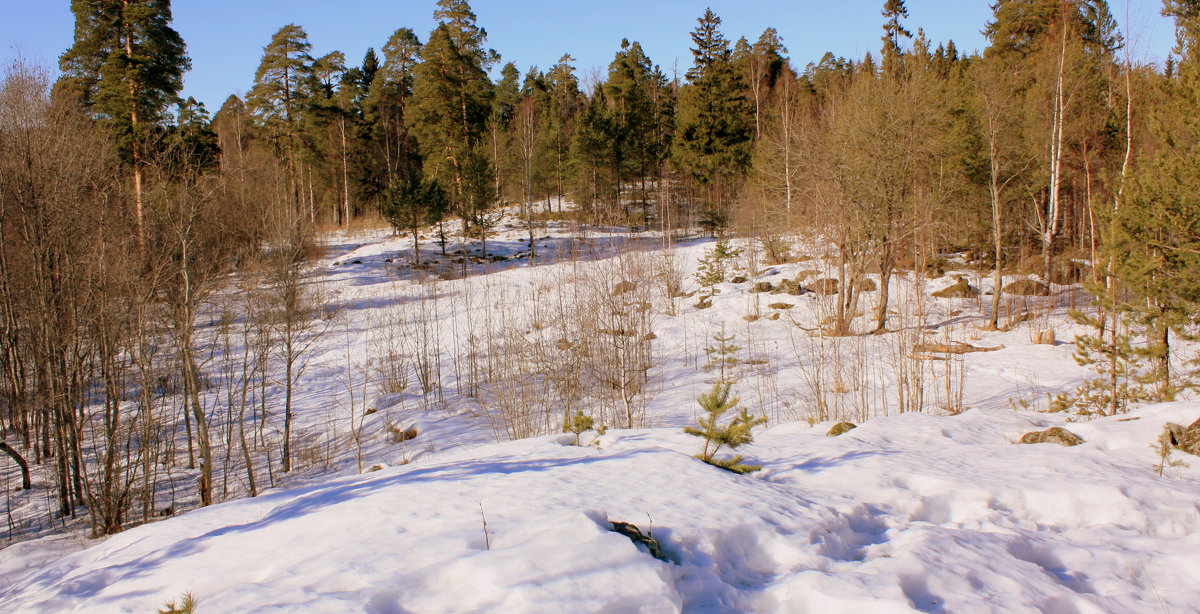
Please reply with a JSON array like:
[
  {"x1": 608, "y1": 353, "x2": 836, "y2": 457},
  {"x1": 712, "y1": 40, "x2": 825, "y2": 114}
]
[{"x1": 694, "y1": 239, "x2": 743, "y2": 299}]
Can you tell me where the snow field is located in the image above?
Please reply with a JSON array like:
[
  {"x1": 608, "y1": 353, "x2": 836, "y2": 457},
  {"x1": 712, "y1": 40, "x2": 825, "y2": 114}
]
[{"x1": 2, "y1": 214, "x2": 1199, "y2": 613}]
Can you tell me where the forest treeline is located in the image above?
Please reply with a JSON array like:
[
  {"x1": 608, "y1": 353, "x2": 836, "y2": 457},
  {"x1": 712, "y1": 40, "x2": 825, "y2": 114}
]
[{"x1": 0, "y1": 0, "x2": 1198, "y2": 538}]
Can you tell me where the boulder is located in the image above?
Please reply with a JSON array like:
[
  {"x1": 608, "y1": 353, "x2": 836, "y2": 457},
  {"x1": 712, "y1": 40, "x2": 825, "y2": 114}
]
[
  {"x1": 795, "y1": 269, "x2": 820, "y2": 282},
  {"x1": 1004, "y1": 279, "x2": 1051, "y2": 296},
  {"x1": 932, "y1": 276, "x2": 979, "y2": 299},
  {"x1": 808, "y1": 278, "x2": 839, "y2": 295},
  {"x1": 768, "y1": 302, "x2": 794, "y2": 310},
  {"x1": 695, "y1": 296, "x2": 713, "y2": 309},
  {"x1": 750, "y1": 281, "x2": 775, "y2": 293},
  {"x1": 1019, "y1": 427, "x2": 1083, "y2": 447},
  {"x1": 774, "y1": 279, "x2": 805, "y2": 296},
  {"x1": 827, "y1": 422, "x2": 857, "y2": 437},
  {"x1": 857, "y1": 278, "x2": 878, "y2": 292},
  {"x1": 729, "y1": 275, "x2": 748, "y2": 284},
  {"x1": 612, "y1": 280, "x2": 637, "y2": 295},
  {"x1": 1164, "y1": 418, "x2": 1200, "y2": 456}
]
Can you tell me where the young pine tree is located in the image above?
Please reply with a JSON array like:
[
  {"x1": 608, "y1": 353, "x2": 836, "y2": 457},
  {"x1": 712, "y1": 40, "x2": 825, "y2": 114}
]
[{"x1": 685, "y1": 381, "x2": 766, "y2": 474}]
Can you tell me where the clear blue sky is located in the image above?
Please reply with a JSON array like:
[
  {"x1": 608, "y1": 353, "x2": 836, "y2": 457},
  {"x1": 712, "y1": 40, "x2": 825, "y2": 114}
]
[{"x1": 1, "y1": 1, "x2": 1177, "y2": 112}]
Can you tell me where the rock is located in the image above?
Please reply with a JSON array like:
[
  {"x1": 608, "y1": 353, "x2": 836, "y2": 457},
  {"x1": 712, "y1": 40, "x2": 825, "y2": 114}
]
[
  {"x1": 1033, "y1": 330, "x2": 1056, "y2": 345},
  {"x1": 743, "y1": 314, "x2": 760, "y2": 322},
  {"x1": 729, "y1": 276, "x2": 748, "y2": 284},
  {"x1": 366, "y1": 463, "x2": 388, "y2": 473},
  {"x1": 932, "y1": 276, "x2": 979, "y2": 299},
  {"x1": 857, "y1": 278, "x2": 878, "y2": 292},
  {"x1": 642, "y1": 332, "x2": 657, "y2": 341},
  {"x1": 750, "y1": 281, "x2": 774, "y2": 293},
  {"x1": 774, "y1": 279, "x2": 805, "y2": 295},
  {"x1": 1019, "y1": 427, "x2": 1083, "y2": 447},
  {"x1": 696, "y1": 296, "x2": 713, "y2": 309},
  {"x1": 1164, "y1": 418, "x2": 1200, "y2": 456},
  {"x1": 612, "y1": 280, "x2": 637, "y2": 295},
  {"x1": 610, "y1": 521, "x2": 666, "y2": 561},
  {"x1": 768, "y1": 313, "x2": 780, "y2": 321},
  {"x1": 768, "y1": 302, "x2": 794, "y2": 310},
  {"x1": 808, "y1": 278, "x2": 839, "y2": 295},
  {"x1": 795, "y1": 269, "x2": 820, "y2": 282},
  {"x1": 827, "y1": 422, "x2": 857, "y2": 436},
  {"x1": 1004, "y1": 279, "x2": 1051, "y2": 296},
  {"x1": 389, "y1": 425, "x2": 419, "y2": 443}
]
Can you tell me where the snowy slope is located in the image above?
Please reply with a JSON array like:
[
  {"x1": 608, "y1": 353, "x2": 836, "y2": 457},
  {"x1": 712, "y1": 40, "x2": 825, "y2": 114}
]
[
  {"x1": 2, "y1": 402, "x2": 1198, "y2": 613},
  {"x1": 2, "y1": 216, "x2": 1200, "y2": 613}
]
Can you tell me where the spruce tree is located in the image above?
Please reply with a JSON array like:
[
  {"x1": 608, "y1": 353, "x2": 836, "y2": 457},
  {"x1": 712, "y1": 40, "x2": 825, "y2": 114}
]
[
  {"x1": 571, "y1": 90, "x2": 617, "y2": 214},
  {"x1": 382, "y1": 172, "x2": 447, "y2": 266},
  {"x1": 58, "y1": 0, "x2": 190, "y2": 248},
  {"x1": 1115, "y1": 0, "x2": 1200, "y2": 397},
  {"x1": 604, "y1": 40, "x2": 673, "y2": 221},
  {"x1": 363, "y1": 28, "x2": 423, "y2": 201},
  {"x1": 673, "y1": 9, "x2": 752, "y2": 217},
  {"x1": 546, "y1": 54, "x2": 581, "y2": 208}
]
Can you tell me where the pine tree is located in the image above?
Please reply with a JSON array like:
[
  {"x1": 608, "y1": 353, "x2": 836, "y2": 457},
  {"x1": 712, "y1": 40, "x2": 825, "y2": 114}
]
[
  {"x1": 433, "y1": 0, "x2": 499, "y2": 69},
  {"x1": 703, "y1": 324, "x2": 741, "y2": 384},
  {"x1": 881, "y1": 0, "x2": 913, "y2": 73},
  {"x1": 57, "y1": 0, "x2": 190, "y2": 248},
  {"x1": 247, "y1": 24, "x2": 314, "y2": 210},
  {"x1": 409, "y1": 22, "x2": 493, "y2": 254},
  {"x1": 684, "y1": 381, "x2": 766, "y2": 473}
]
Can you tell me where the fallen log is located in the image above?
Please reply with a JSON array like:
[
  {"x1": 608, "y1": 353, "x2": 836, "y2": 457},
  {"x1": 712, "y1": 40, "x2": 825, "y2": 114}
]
[{"x1": 911, "y1": 341, "x2": 1004, "y2": 355}]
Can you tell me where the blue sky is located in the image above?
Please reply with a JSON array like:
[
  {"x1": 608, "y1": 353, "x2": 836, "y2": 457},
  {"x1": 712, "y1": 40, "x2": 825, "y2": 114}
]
[{"x1": 1, "y1": 1, "x2": 1177, "y2": 112}]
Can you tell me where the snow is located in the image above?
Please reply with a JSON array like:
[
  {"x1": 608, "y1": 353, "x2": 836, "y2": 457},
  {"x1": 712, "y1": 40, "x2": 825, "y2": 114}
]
[{"x1": 2, "y1": 211, "x2": 1199, "y2": 613}]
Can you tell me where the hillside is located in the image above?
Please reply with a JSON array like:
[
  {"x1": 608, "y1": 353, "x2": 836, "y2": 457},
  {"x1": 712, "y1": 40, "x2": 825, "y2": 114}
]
[{"x1": 2, "y1": 219, "x2": 1199, "y2": 613}]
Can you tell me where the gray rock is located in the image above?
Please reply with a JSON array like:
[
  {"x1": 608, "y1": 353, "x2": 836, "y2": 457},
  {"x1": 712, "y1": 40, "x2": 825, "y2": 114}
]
[
  {"x1": 933, "y1": 276, "x2": 979, "y2": 299},
  {"x1": 808, "y1": 278, "x2": 839, "y2": 295},
  {"x1": 1019, "y1": 427, "x2": 1083, "y2": 447},
  {"x1": 774, "y1": 279, "x2": 805, "y2": 295},
  {"x1": 1004, "y1": 279, "x2": 1051, "y2": 296},
  {"x1": 1164, "y1": 418, "x2": 1200, "y2": 456},
  {"x1": 612, "y1": 280, "x2": 637, "y2": 295}
]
